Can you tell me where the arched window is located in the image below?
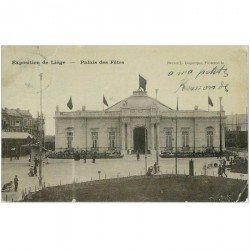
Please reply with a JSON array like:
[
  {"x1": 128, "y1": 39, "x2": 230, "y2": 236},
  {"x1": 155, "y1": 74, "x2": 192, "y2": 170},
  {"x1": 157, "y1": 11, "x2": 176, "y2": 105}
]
[
  {"x1": 66, "y1": 127, "x2": 74, "y2": 148},
  {"x1": 206, "y1": 127, "x2": 214, "y2": 148},
  {"x1": 92, "y1": 132, "x2": 98, "y2": 148},
  {"x1": 67, "y1": 131, "x2": 73, "y2": 148},
  {"x1": 207, "y1": 131, "x2": 213, "y2": 147}
]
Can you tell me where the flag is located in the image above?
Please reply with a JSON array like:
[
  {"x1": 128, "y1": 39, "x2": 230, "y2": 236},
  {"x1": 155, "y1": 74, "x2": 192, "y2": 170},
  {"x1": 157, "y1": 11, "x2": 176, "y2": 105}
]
[
  {"x1": 208, "y1": 96, "x2": 213, "y2": 107},
  {"x1": 176, "y1": 96, "x2": 179, "y2": 111},
  {"x1": 139, "y1": 74, "x2": 147, "y2": 91},
  {"x1": 67, "y1": 97, "x2": 73, "y2": 110},
  {"x1": 103, "y1": 95, "x2": 109, "y2": 107}
]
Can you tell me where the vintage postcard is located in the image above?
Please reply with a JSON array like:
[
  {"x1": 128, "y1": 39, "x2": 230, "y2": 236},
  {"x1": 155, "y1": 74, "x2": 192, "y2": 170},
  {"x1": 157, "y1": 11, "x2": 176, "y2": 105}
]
[{"x1": 1, "y1": 46, "x2": 248, "y2": 202}]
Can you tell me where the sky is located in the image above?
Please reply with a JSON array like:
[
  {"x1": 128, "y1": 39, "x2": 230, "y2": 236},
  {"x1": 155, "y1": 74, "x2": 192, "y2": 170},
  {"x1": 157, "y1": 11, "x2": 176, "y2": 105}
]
[{"x1": 2, "y1": 46, "x2": 248, "y2": 135}]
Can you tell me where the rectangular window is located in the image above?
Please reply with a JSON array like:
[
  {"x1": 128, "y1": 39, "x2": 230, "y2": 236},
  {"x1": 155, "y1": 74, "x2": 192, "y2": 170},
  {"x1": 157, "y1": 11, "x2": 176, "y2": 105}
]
[
  {"x1": 15, "y1": 120, "x2": 20, "y2": 127},
  {"x1": 23, "y1": 119, "x2": 27, "y2": 127},
  {"x1": 166, "y1": 131, "x2": 172, "y2": 148},
  {"x1": 109, "y1": 132, "x2": 115, "y2": 148},
  {"x1": 92, "y1": 132, "x2": 98, "y2": 148},
  {"x1": 182, "y1": 131, "x2": 189, "y2": 147}
]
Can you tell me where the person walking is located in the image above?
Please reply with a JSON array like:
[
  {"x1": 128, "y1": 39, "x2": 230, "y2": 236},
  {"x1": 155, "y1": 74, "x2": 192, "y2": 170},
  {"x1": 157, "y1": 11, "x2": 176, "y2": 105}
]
[
  {"x1": 83, "y1": 151, "x2": 87, "y2": 163},
  {"x1": 136, "y1": 151, "x2": 140, "y2": 161},
  {"x1": 221, "y1": 164, "x2": 227, "y2": 177},
  {"x1": 34, "y1": 155, "x2": 39, "y2": 168},
  {"x1": 34, "y1": 164, "x2": 37, "y2": 176},
  {"x1": 14, "y1": 175, "x2": 18, "y2": 192},
  {"x1": 218, "y1": 165, "x2": 222, "y2": 177},
  {"x1": 154, "y1": 162, "x2": 157, "y2": 174},
  {"x1": 92, "y1": 152, "x2": 96, "y2": 163}
]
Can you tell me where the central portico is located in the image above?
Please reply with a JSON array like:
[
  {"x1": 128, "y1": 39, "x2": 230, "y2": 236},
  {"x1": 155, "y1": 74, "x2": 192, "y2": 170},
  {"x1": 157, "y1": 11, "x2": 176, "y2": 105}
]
[{"x1": 106, "y1": 90, "x2": 166, "y2": 154}]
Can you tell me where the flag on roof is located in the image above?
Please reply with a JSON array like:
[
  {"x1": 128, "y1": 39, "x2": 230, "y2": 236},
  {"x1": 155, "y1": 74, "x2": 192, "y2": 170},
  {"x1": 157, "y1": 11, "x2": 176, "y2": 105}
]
[
  {"x1": 67, "y1": 97, "x2": 73, "y2": 110},
  {"x1": 103, "y1": 95, "x2": 109, "y2": 107},
  {"x1": 139, "y1": 74, "x2": 147, "y2": 91},
  {"x1": 208, "y1": 96, "x2": 213, "y2": 107}
]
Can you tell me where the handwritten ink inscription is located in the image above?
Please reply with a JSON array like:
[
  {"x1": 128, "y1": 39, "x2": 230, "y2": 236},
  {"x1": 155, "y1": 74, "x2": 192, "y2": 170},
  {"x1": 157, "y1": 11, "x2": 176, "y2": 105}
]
[
  {"x1": 168, "y1": 64, "x2": 230, "y2": 93},
  {"x1": 175, "y1": 78, "x2": 229, "y2": 93}
]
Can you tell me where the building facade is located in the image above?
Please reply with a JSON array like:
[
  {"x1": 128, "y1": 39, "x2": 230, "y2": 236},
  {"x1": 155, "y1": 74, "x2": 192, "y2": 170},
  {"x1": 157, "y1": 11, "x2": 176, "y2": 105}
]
[
  {"x1": 225, "y1": 113, "x2": 248, "y2": 148},
  {"x1": 1, "y1": 108, "x2": 45, "y2": 157},
  {"x1": 1, "y1": 108, "x2": 45, "y2": 141},
  {"x1": 55, "y1": 90, "x2": 226, "y2": 154}
]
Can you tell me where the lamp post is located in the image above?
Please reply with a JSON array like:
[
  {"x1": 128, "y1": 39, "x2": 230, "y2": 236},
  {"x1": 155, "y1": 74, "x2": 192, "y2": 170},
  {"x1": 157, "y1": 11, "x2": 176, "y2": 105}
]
[
  {"x1": 175, "y1": 114, "x2": 178, "y2": 174},
  {"x1": 219, "y1": 97, "x2": 222, "y2": 158},
  {"x1": 38, "y1": 73, "x2": 43, "y2": 188},
  {"x1": 145, "y1": 118, "x2": 147, "y2": 174}
]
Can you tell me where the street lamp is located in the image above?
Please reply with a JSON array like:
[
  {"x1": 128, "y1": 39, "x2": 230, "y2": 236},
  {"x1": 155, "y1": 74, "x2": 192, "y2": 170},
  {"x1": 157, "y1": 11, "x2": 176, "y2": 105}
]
[
  {"x1": 219, "y1": 97, "x2": 222, "y2": 158},
  {"x1": 38, "y1": 73, "x2": 43, "y2": 188}
]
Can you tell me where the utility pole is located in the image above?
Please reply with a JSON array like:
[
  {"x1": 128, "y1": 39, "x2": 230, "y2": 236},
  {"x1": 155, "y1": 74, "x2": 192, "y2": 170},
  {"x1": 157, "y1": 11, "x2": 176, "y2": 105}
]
[
  {"x1": 219, "y1": 97, "x2": 222, "y2": 158},
  {"x1": 155, "y1": 107, "x2": 159, "y2": 166},
  {"x1": 175, "y1": 114, "x2": 178, "y2": 174},
  {"x1": 175, "y1": 96, "x2": 179, "y2": 174},
  {"x1": 38, "y1": 73, "x2": 43, "y2": 188},
  {"x1": 145, "y1": 118, "x2": 147, "y2": 174}
]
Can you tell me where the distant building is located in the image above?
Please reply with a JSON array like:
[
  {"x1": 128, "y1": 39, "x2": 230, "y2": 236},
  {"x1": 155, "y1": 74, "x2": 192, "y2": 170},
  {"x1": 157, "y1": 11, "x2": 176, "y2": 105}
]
[
  {"x1": 1, "y1": 107, "x2": 44, "y2": 139},
  {"x1": 225, "y1": 113, "x2": 248, "y2": 149},
  {"x1": 2, "y1": 131, "x2": 33, "y2": 157},
  {"x1": 1, "y1": 108, "x2": 45, "y2": 157},
  {"x1": 45, "y1": 135, "x2": 55, "y2": 150},
  {"x1": 225, "y1": 113, "x2": 248, "y2": 132},
  {"x1": 54, "y1": 89, "x2": 226, "y2": 154}
]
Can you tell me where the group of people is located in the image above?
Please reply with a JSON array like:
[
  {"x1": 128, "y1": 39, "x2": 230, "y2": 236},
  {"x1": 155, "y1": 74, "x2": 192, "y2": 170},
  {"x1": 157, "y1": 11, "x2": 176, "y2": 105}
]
[
  {"x1": 218, "y1": 163, "x2": 227, "y2": 177},
  {"x1": 146, "y1": 162, "x2": 160, "y2": 176},
  {"x1": 10, "y1": 147, "x2": 20, "y2": 161},
  {"x1": 1, "y1": 175, "x2": 18, "y2": 192},
  {"x1": 82, "y1": 151, "x2": 96, "y2": 163}
]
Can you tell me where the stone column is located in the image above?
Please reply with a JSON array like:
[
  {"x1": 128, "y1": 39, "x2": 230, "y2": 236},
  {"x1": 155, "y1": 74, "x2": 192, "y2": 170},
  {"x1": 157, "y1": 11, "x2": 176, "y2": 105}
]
[
  {"x1": 156, "y1": 122, "x2": 160, "y2": 153},
  {"x1": 150, "y1": 123, "x2": 155, "y2": 154},
  {"x1": 156, "y1": 122, "x2": 161, "y2": 164},
  {"x1": 121, "y1": 122, "x2": 126, "y2": 154},
  {"x1": 127, "y1": 123, "x2": 131, "y2": 152}
]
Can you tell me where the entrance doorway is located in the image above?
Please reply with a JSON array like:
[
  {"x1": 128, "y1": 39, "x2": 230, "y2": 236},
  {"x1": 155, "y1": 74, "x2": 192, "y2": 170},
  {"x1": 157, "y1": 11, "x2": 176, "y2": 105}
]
[{"x1": 133, "y1": 127, "x2": 148, "y2": 154}]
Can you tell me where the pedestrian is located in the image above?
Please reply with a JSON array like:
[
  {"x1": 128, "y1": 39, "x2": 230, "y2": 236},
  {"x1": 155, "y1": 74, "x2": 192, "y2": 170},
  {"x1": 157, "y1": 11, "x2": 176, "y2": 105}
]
[
  {"x1": 221, "y1": 164, "x2": 227, "y2": 177},
  {"x1": 34, "y1": 164, "x2": 37, "y2": 176},
  {"x1": 28, "y1": 167, "x2": 34, "y2": 177},
  {"x1": 218, "y1": 165, "x2": 222, "y2": 177},
  {"x1": 10, "y1": 147, "x2": 15, "y2": 161},
  {"x1": 34, "y1": 155, "x2": 39, "y2": 168},
  {"x1": 14, "y1": 175, "x2": 18, "y2": 192},
  {"x1": 154, "y1": 162, "x2": 157, "y2": 174},
  {"x1": 16, "y1": 148, "x2": 20, "y2": 160},
  {"x1": 92, "y1": 152, "x2": 96, "y2": 163},
  {"x1": 136, "y1": 151, "x2": 140, "y2": 161},
  {"x1": 83, "y1": 151, "x2": 87, "y2": 163}
]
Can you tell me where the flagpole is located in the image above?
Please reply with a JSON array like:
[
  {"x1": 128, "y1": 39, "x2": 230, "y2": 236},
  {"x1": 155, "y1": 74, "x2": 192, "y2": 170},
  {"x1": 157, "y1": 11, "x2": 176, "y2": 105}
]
[
  {"x1": 38, "y1": 73, "x2": 43, "y2": 189},
  {"x1": 145, "y1": 118, "x2": 147, "y2": 174},
  {"x1": 175, "y1": 96, "x2": 178, "y2": 175},
  {"x1": 219, "y1": 97, "x2": 222, "y2": 158},
  {"x1": 208, "y1": 93, "x2": 209, "y2": 111}
]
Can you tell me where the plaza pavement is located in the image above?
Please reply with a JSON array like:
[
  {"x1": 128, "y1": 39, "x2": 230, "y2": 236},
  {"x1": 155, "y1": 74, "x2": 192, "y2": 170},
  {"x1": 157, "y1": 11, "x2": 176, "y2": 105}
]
[{"x1": 1, "y1": 155, "x2": 248, "y2": 202}]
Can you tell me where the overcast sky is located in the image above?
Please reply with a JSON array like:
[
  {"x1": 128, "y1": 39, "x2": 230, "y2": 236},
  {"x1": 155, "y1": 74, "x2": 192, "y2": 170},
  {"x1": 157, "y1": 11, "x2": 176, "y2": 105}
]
[{"x1": 2, "y1": 46, "x2": 248, "y2": 135}]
